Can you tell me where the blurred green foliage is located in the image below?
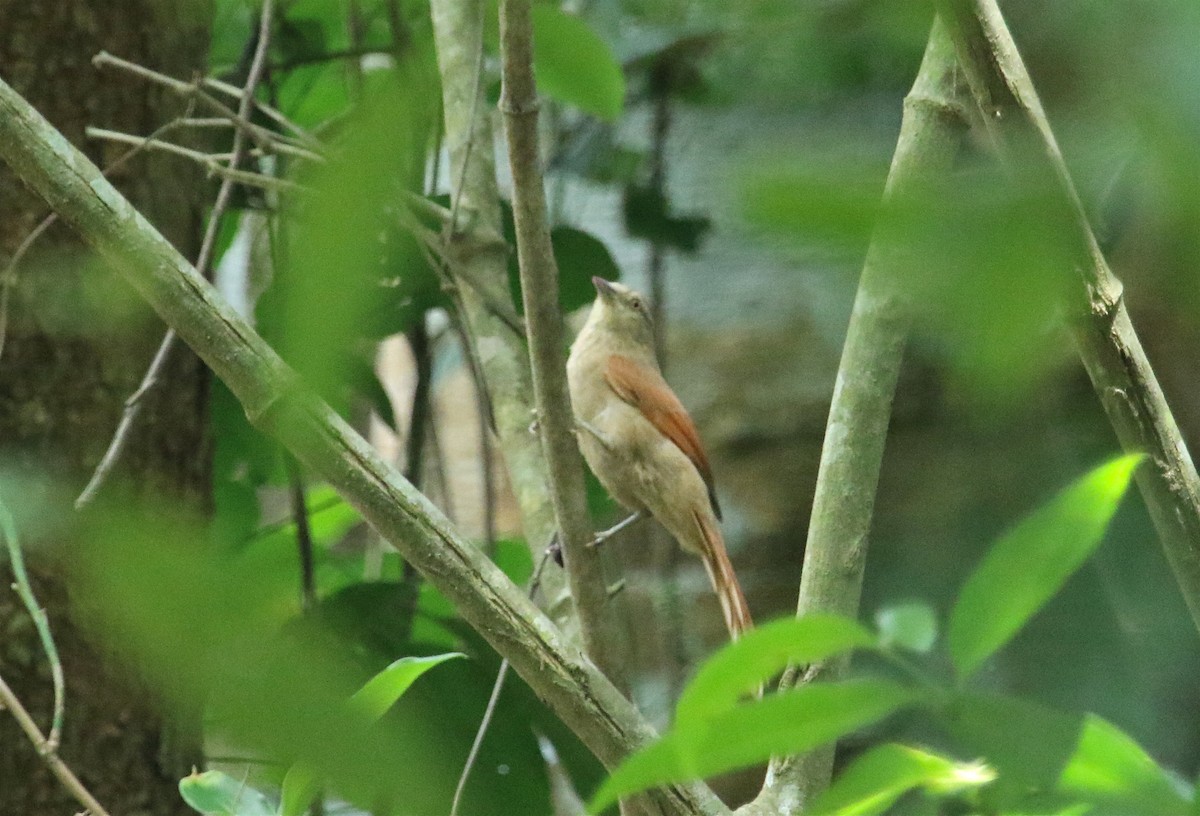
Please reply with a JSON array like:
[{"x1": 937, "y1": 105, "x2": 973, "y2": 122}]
[{"x1": 589, "y1": 456, "x2": 1177, "y2": 813}]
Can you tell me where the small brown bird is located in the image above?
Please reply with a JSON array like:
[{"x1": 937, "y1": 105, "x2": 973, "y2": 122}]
[{"x1": 566, "y1": 277, "x2": 752, "y2": 641}]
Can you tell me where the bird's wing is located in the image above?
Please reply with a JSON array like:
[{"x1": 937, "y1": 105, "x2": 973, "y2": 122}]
[{"x1": 604, "y1": 354, "x2": 722, "y2": 520}]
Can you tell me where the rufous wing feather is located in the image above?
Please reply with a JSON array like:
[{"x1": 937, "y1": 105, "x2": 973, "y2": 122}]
[{"x1": 604, "y1": 354, "x2": 722, "y2": 519}]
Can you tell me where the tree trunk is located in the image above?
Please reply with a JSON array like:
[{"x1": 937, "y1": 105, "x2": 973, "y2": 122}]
[{"x1": 0, "y1": 2, "x2": 211, "y2": 813}]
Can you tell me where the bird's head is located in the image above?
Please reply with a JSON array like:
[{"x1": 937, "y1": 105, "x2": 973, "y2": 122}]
[{"x1": 588, "y1": 276, "x2": 655, "y2": 351}]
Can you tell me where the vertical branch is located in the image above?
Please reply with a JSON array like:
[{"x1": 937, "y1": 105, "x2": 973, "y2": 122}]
[
  {"x1": 428, "y1": 0, "x2": 576, "y2": 626},
  {"x1": 936, "y1": 0, "x2": 1200, "y2": 633},
  {"x1": 746, "y1": 22, "x2": 971, "y2": 814},
  {"x1": 497, "y1": 0, "x2": 626, "y2": 683}
]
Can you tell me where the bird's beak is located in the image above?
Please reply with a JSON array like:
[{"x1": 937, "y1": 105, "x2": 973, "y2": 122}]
[{"x1": 592, "y1": 276, "x2": 616, "y2": 301}]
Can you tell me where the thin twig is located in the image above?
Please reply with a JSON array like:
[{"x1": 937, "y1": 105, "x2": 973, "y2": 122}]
[
  {"x1": 0, "y1": 673, "x2": 111, "y2": 816},
  {"x1": 76, "y1": 0, "x2": 279, "y2": 510},
  {"x1": 93, "y1": 51, "x2": 318, "y2": 155},
  {"x1": 86, "y1": 125, "x2": 323, "y2": 164},
  {"x1": 451, "y1": 544, "x2": 554, "y2": 816},
  {"x1": 0, "y1": 497, "x2": 65, "y2": 751},
  {"x1": 444, "y1": 0, "x2": 486, "y2": 239}
]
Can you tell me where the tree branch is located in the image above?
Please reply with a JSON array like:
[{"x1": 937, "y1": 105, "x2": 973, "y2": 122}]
[
  {"x1": 498, "y1": 0, "x2": 626, "y2": 685},
  {"x1": 427, "y1": 0, "x2": 579, "y2": 633},
  {"x1": 936, "y1": 0, "x2": 1200, "y2": 634},
  {"x1": 742, "y1": 21, "x2": 971, "y2": 814},
  {"x1": 0, "y1": 71, "x2": 725, "y2": 816}
]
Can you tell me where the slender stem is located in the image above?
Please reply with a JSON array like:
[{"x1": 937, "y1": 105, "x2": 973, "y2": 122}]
[
  {"x1": 498, "y1": 0, "x2": 626, "y2": 686},
  {"x1": 286, "y1": 457, "x2": 318, "y2": 612},
  {"x1": 0, "y1": 498, "x2": 65, "y2": 751},
  {"x1": 0, "y1": 674, "x2": 111, "y2": 816},
  {"x1": 937, "y1": 0, "x2": 1200, "y2": 634},
  {"x1": 744, "y1": 22, "x2": 971, "y2": 815}
]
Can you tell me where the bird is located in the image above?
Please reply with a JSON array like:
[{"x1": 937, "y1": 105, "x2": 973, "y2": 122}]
[{"x1": 566, "y1": 276, "x2": 752, "y2": 641}]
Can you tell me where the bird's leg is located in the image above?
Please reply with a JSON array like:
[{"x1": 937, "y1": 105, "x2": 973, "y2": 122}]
[
  {"x1": 574, "y1": 419, "x2": 615, "y2": 452},
  {"x1": 588, "y1": 510, "x2": 648, "y2": 549}
]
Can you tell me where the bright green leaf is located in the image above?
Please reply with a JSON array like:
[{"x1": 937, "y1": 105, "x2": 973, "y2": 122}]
[
  {"x1": 279, "y1": 653, "x2": 462, "y2": 816},
  {"x1": 1058, "y1": 715, "x2": 1191, "y2": 815},
  {"x1": 280, "y1": 762, "x2": 322, "y2": 816},
  {"x1": 349, "y1": 653, "x2": 465, "y2": 722},
  {"x1": 676, "y1": 615, "x2": 876, "y2": 727},
  {"x1": 179, "y1": 770, "x2": 274, "y2": 816},
  {"x1": 590, "y1": 679, "x2": 918, "y2": 812},
  {"x1": 875, "y1": 601, "x2": 938, "y2": 654},
  {"x1": 949, "y1": 454, "x2": 1143, "y2": 678},
  {"x1": 532, "y1": 6, "x2": 625, "y2": 120},
  {"x1": 810, "y1": 743, "x2": 995, "y2": 816}
]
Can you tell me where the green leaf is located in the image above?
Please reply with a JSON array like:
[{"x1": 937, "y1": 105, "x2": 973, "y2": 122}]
[
  {"x1": 532, "y1": 6, "x2": 625, "y2": 120},
  {"x1": 179, "y1": 770, "x2": 274, "y2": 816},
  {"x1": 875, "y1": 601, "x2": 938, "y2": 654},
  {"x1": 589, "y1": 679, "x2": 918, "y2": 812},
  {"x1": 810, "y1": 744, "x2": 995, "y2": 816},
  {"x1": 943, "y1": 692, "x2": 1083, "y2": 795},
  {"x1": 550, "y1": 227, "x2": 621, "y2": 312},
  {"x1": 949, "y1": 454, "x2": 1143, "y2": 678},
  {"x1": 675, "y1": 615, "x2": 876, "y2": 727},
  {"x1": 280, "y1": 763, "x2": 322, "y2": 816},
  {"x1": 280, "y1": 653, "x2": 463, "y2": 816},
  {"x1": 349, "y1": 653, "x2": 465, "y2": 722},
  {"x1": 1058, "y1": 715, "x2": 1191, "y2": 815}
]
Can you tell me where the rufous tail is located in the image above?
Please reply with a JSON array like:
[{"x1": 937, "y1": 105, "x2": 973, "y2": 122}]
[{"x1": 693, "y1": 509, "x2": 753, "y2": 641}]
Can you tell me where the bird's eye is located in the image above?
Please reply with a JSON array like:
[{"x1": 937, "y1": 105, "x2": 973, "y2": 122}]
[{"x1": 629, "y1": 297, "x2": 643, "y2": 311}]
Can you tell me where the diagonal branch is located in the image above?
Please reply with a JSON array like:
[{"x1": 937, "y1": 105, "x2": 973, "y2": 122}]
[
  {"x1": 0, "y1": 71, "x2": 725, "y2": 816},
  {"x1": 741, "y1": 21, "x2": 972, "y2": 814},
  {"x1": 498, "y1": 0, "x2": 626, "y2": 686},
  {"x1": 937, "y1": 0, "x2": 1200, "y2": 634}
]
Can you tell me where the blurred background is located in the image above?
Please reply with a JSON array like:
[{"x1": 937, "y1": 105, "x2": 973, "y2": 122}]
[{"x1": 1, "y1": 0, "x2": 1199, "y2": 813}]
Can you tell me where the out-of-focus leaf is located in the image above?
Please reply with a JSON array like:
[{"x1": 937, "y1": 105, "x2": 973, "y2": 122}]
[
  {"x1": 623, "y1": 185, "x2": 711, "y2": 253},
  {"x1": 347, "y1": 354, "x2": 398, "y2": 431},
  {"x1": 949, "y1": 454, "x2": 1142, "y2": 678},
  {"x1": 810, "y1": 744, "x2": 995, "y2": 816},
  {"x1": 280, "y1": 763, "x2": 322, "y2": 816},
  {"x1": 588, "y1": 680, "x2": 918, "y2": 812},
  {"x1": 943, "y1": 692, "x2": 1084, "y2": 795},
  {"x1": 282, "y1": 654, "x2": 462, "y2": 816},
  {"x1": 550, "y1": 227, "x2": 621, "y2": 312},
  {"x1": 179, "y1": 769, "x2": 274, "y2": 816},
  {"x1": 875, "y1": 601, "x2": 937, "y2": 654},
  {"x1": 531, "y1": 6, "x2": 625, "y2": 120},
  {"x1": 74, "y1": 507, "x2": 457, "y2": 813},
  {"x1": 502, "y1": 206, "x2": 619, "y2": 315},
  {"x1": 275, "y1": 61, "x2": 350, "y2": 129},
  {"x1": 1058, "y1": 715, "x2": 1191, "y2": 815},
  {"x1": 209, "y1": 0, "x2": 254, "y2": 71},
  {"x1": 259, "y1": 61, "x2": 435, "y2": 415},
  {"x1": 675, "y1": 615, "x2": 876, "y2": 727}
]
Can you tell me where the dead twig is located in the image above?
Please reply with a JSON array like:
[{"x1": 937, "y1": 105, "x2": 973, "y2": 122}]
[{"x1": 77, "y1": 0, "x2": 279, "y2": 509}]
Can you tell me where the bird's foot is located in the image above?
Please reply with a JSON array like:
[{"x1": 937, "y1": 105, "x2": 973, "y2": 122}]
[{"x1": 586, "y1": 510, "x2": 648, "y2": 549}]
